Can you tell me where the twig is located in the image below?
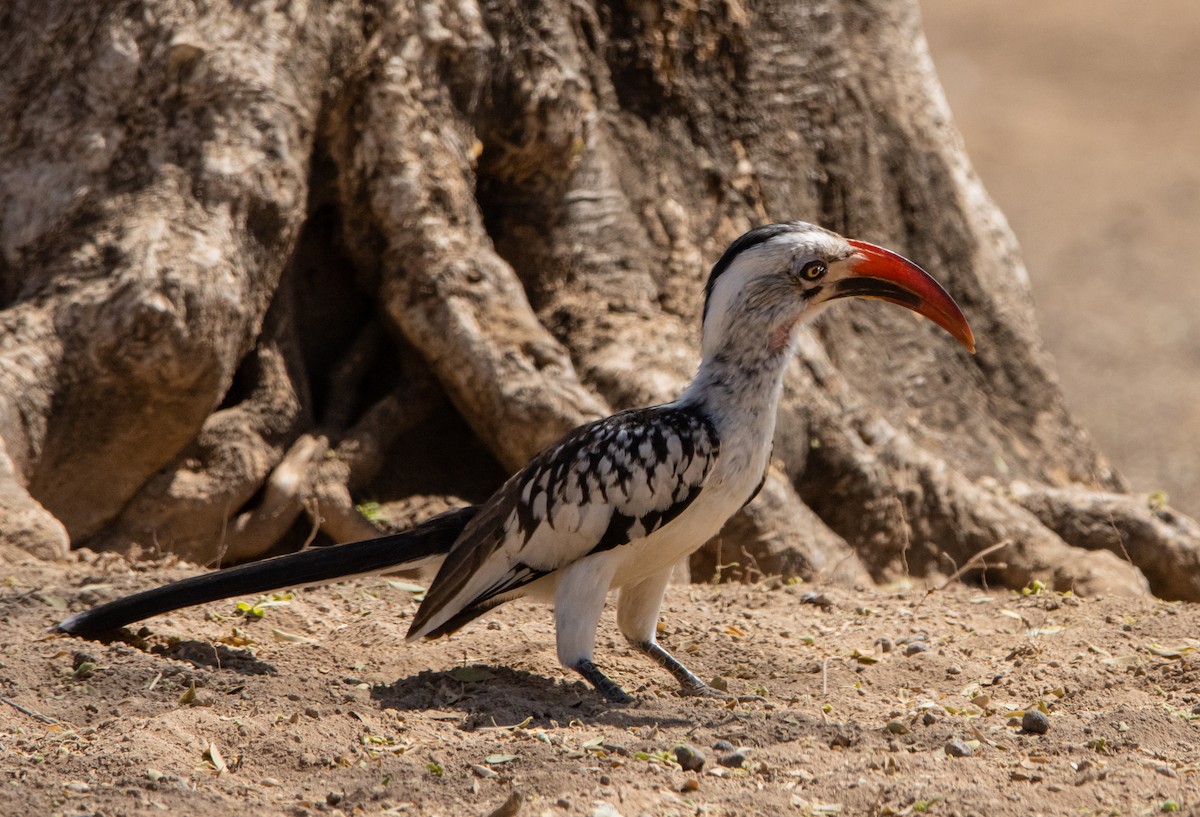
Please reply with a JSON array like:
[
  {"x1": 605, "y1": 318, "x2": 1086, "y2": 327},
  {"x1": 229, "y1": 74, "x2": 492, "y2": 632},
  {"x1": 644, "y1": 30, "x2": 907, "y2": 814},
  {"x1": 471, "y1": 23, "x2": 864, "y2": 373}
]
[
  {"x1": 915, "y1": 539, "x2": 1012, "y2": 610},
  {"x1": 821, "y1": 657, "x2": 845, "y2": 696},
  {"x1": 2, "y1": 696, "x2": 58, "y2": 725}
]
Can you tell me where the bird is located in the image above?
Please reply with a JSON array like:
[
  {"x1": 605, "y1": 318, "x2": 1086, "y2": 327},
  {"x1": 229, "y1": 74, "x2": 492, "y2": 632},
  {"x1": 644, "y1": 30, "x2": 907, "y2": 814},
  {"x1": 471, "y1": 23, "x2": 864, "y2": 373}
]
[{"x1": 58, "y1": 221, "x2": 975, "y2": 703}]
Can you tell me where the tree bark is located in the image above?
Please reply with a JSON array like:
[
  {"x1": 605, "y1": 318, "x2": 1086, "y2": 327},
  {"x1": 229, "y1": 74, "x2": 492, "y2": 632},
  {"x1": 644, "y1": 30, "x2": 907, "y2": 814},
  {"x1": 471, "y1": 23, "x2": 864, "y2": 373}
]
[{"x1": 2, "y1": 0, "x2": 1196, "y2": 599}]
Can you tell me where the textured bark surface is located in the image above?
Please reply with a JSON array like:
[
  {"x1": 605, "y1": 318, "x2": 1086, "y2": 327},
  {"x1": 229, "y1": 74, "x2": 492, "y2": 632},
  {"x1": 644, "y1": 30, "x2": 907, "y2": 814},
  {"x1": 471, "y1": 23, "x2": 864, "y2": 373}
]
[{"x1": 1, "y1": 0, "x2": 1196, "y2": 597}]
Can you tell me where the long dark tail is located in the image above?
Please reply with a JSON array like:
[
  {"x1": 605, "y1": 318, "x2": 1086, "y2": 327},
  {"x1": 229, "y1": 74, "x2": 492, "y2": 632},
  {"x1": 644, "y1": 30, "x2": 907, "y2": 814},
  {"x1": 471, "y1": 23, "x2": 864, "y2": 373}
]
[{"x1": 57, "y1": 505, "x2": 478, "y2": 637}]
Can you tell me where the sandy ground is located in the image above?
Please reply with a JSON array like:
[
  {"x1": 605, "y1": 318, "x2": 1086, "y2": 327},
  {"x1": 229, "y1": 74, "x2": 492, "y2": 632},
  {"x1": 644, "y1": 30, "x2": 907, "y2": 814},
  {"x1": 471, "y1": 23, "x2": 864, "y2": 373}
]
[
  {"x1": 3, "y1": 549, "x2": 1199, "y2": 817},
  {"x1": 922, "y1": 0, "x2": 1200, "y2": 517}
]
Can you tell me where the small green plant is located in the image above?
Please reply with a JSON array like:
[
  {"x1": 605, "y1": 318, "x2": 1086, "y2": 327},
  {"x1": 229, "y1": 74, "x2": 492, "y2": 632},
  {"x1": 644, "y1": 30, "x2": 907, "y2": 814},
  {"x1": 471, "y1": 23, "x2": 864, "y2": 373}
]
[
  {"x1": 426, "y1": 761, "x2": 444, "y2": 777},
  {"x1": 234, "y1": 591, "x2": 293, "y2": 619},
  {"x1": 356, "y1": 500, "x2": 387, "y2": 524}
]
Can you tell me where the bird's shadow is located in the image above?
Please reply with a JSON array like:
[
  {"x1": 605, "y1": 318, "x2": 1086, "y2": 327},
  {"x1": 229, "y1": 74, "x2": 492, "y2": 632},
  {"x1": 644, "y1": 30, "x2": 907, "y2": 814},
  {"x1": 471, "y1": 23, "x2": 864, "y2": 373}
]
[
  {"x1": 149, "y1": 638, "x2": 279, "y2": 675},
  {"x1": 371, "y1": 665, "x2": 695, "y2": 729},
  {"x1": 59, "y1": 624, "x2": 280, "y2": 677}
]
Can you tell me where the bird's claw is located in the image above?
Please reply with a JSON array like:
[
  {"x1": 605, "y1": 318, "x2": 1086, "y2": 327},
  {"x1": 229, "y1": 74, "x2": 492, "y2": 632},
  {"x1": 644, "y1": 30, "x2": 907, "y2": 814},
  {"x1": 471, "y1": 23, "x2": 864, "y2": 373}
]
[{"x1": 678, "y1": 680, "x2": 765, "y2": 703}]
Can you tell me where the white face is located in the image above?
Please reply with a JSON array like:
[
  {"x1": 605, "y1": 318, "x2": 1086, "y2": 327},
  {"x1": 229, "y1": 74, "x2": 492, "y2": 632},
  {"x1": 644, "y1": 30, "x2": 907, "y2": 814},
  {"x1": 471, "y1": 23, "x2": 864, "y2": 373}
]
[{"x1": 701, "y1": 223, "x2": 855, "y2": 357}]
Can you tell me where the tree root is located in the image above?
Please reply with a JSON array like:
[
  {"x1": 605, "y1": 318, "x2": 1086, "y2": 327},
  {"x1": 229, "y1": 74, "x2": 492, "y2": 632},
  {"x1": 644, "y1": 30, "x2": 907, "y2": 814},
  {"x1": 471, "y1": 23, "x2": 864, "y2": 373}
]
[
  {"x1": 0, "y1": 437, "x2": 68, "y2": 561},
  {"x1": 690, "y1": 470, "x2": 869, "y2": 586},
  {"x1": 324, "y1": 7, "x2": 609, "y2": 472},
  {"x1": 790, "y1": 335, "x2": 1149, "y2": 597},
  {"x1": 1011, "y1": 483, "x2": 1200, "y2": 601}
]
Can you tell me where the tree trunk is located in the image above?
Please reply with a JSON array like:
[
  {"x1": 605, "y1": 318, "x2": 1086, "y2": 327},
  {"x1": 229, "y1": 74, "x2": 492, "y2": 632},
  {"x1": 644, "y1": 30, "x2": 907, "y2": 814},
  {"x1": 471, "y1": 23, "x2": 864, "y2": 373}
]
[{"x1": 1, "y1": 0, "x2": 1194, "y2": 598}]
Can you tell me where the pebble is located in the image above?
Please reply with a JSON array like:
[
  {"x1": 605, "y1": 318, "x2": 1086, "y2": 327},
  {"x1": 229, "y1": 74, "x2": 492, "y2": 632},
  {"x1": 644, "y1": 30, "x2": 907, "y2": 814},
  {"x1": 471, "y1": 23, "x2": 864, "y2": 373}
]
[
  {"x1": 680, "y1": 777, "x2": 700, "y2": 792},
  {"x1": 799, "y1": 591, "x2": 834, "y2": 609},
  {"x1": 304, "y1": 706, "x2": 321, "y2": 719},
  {"x1": 1021, "y1": 710, "x2": 1050, "y2": 735},
  {"x1": 326, "y1": 792, "x2": 345, "y2": 806},
  {"x1": 598, "y1": 774, "x2": 611, "y2": 785},
  {"x1": 885, "y1": 720, "x2": 910, "y2": 735},
  {"x1": 673, "y1": 744, "x2": 706, "y2": 772},
  {"x1": 486, "y1": 792, "x2": 524, "y2": 817},
  {"x1": 717, "y1": 751, "x2": 748, "y2": 768},
  {"x1": 944, "y1": 739, "x2": 974, "y2": 758},
  {"x1": 712, "y1": 740, "x2": 734, "y2": 752},
  {"x1": 922, "y1": 712, "x2": 939, "y2": 726},
  {"x1": 904, "y1": 642, "x2": 929, "y2": 657}
]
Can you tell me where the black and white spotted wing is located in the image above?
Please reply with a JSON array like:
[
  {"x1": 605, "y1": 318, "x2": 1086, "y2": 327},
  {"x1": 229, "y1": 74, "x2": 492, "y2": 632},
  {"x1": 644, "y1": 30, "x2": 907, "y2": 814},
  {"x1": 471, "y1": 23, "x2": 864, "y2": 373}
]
[{"x1": 406, "y1": 405, "x2": 719, "y2": 640}]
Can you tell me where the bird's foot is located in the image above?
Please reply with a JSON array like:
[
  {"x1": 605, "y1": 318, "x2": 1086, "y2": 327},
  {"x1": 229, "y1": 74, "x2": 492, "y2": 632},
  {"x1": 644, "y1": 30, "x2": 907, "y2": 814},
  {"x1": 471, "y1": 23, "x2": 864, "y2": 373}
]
[
  {"x1": 634, "y1": 640, "x2": 765, "y2": 703},
  {"x1": 678, "y1": 678, "x2": 767, "y2": 703},
  {"x1": 573, "y1": 659, "x2": 635, "y2": 704}
]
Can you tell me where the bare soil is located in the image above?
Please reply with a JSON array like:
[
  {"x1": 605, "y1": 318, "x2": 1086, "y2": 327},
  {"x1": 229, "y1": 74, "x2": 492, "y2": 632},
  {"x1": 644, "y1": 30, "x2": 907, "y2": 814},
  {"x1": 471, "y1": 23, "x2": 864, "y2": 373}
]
[{"x1": 3, "y1": 548, "x2": 1198, "y2": 817}]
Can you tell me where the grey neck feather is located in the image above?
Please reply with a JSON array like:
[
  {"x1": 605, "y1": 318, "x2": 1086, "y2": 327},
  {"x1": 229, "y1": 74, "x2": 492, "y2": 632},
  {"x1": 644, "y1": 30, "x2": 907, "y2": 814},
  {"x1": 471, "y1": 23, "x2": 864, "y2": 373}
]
[{"x1": 676, "y1": 307, "x2": 797, "y2": 446}]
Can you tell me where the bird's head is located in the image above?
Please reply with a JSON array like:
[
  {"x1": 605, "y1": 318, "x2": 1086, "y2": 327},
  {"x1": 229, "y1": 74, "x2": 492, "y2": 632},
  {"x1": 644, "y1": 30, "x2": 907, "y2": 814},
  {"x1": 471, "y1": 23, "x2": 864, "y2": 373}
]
[{"x1": 702, "y1": 222, "x2": 975, "y2": 358}]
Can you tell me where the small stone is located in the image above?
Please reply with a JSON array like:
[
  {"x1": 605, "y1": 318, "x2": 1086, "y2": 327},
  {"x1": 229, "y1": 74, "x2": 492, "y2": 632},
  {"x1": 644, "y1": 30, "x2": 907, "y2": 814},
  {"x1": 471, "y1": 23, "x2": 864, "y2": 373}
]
[
  {"x1": 326, "y1": 792, "x2": 345, "y2": 806},
  {"x1": 485, "y1": 791, "x2": 524, "y2": 817},
  {"x1": 673, "y1": 744, "x2": 706, "y2": 772},
  {"x1": 1021, "y1": 710, "x2": 1050, "y2": 735},
  {"x1": 877, "y1": 638, "x2": 893, "y2": 653},
  {"x1": 885, "y1": 720, "x2": 910, "y2": 735},
  {"x1": 946, "y1": 665, "x2": 962, "y2": 675},
  {"x1": 304, "y1": 707, "x2": 320, "y2": 719},
  {"x1": 829, "y1": 732, "x2": 853, "y2": 749},
  {"x1": 904, "y1": 642, "x2": 929, "y2": 657},
  {"x1": 799, "y1": 591, "x2": 834, "y2": 609},
  {"x1": 944, "y1": 739, "x2": 974, "y2": 758},
  {"x1": 922, "y1": 712, "x2": 939, "y2": 726},
  {"x1": 556, "y1": 798, "x2": 571, "y2": 809},
  {"x1": 712, "y1": 739, "x2": 734, "y2": 752},
  {"x1": 680, "y1": 777, "x2": 700, "y2": 792},
  {"x1": 598, "y1": 773, "x2": 611, "y2": 785},
  {"x1": 717, "y1": 751, "x2": 748, "y2": 768}
]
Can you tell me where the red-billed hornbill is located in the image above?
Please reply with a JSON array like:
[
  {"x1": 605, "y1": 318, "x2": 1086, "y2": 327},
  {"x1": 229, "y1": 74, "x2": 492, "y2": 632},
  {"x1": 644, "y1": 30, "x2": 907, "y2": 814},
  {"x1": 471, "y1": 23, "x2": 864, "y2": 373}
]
[{"x1": 59, "y1": 222, "x2": 974, "y2": 703}]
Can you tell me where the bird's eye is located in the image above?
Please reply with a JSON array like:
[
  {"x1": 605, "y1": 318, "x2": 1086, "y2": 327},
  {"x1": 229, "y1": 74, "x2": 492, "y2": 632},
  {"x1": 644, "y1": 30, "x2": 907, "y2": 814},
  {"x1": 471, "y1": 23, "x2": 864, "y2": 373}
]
[{"x1": 799, "y1": 261, "x2": 827, "y2": 281}]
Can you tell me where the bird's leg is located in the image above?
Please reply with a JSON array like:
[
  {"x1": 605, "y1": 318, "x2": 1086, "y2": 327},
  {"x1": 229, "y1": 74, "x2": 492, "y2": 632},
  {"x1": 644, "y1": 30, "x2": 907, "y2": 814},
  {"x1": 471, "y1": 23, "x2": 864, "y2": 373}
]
[
  {"x1": 572, "y1": 659, "x2": 633, "y2": 704},
  {"x1": 633, "y1": 639, "x2": 711, "y2": 695},
  {"x1": 632, "y1": 639, "x2": 763, "y2": 701},
  {"x1": 619, "y1": 568, "x2": 765, "y2": 701},
  {"x1": 555, "y1": 555, "x2": 634, "y2": 703}
]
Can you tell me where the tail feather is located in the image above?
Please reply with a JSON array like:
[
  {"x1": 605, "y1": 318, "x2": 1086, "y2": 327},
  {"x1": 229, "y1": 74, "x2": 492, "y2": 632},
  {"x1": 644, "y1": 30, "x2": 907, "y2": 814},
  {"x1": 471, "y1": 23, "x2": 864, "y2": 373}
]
[{"x1": 57, "y1": 505, "x2": 477, "y2": 637}]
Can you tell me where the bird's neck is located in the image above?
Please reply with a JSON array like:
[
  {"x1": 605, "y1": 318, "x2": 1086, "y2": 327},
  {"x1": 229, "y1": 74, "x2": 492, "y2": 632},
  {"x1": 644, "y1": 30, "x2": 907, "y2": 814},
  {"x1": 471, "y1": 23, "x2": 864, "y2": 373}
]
[{"x1": 677, "y1": 321, "x2": 797, "y2": 449}]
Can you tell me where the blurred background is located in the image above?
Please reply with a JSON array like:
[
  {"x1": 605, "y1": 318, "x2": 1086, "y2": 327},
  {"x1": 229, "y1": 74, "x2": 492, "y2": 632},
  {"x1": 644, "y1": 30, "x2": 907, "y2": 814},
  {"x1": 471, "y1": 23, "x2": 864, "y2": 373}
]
[{"x1": 921, "y1": 0, "x2": 1200, "y2": 517}]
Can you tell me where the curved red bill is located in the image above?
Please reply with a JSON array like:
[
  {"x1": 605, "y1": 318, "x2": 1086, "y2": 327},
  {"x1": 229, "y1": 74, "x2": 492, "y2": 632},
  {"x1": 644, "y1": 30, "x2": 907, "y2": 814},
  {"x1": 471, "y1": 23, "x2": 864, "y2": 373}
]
[{"x1": 837, "y1": 239, "x2": 976, "y2": 353}]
